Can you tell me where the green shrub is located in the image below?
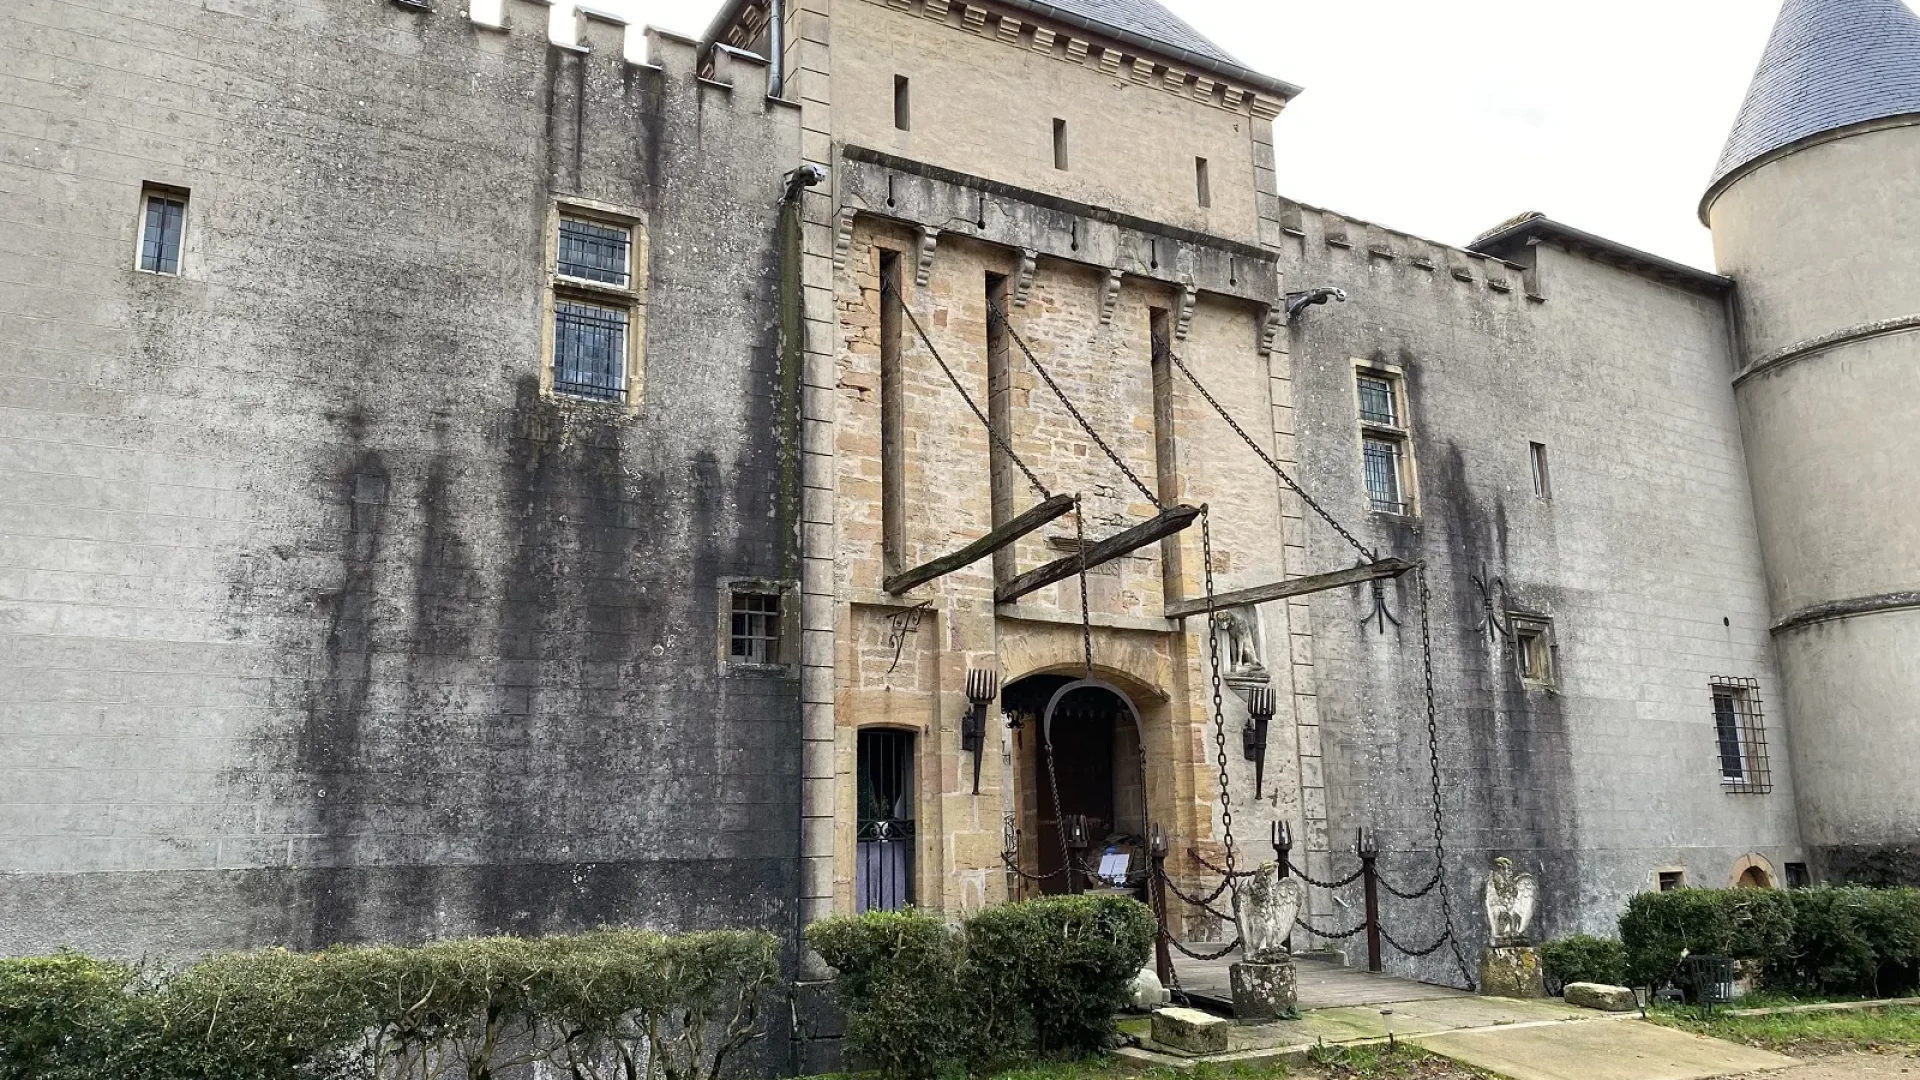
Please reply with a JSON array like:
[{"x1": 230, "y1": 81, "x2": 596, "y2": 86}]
[
  {"x1": 0, "y1": 952, "x2": 140, "y2": 1080},
  {"x1": 1771, "y1": 887, "x2": 1920, "y2": 998},
  {"x1": 1618, "y1": 887, "x2": 1793, "y2": 989},
  {"x1": 808, "y1": 896, "x2": 1155, "y2": 1078},
  {"x1": 0, "y1": 930, "x2": 780, "y2": 1080},
  {"x1": 966, "y1": 896, "x2": 1155, "y2": 1057},
  {"x1": 1540, "y1": 935, "x2": 1627, "y2": 992},
  {"x1": 808, "y1": 909, "x2": 974, "y2": 1080}
]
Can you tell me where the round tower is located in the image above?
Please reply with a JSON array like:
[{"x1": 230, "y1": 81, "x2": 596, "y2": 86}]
[{"x1": 1703, "y1": 0, "x2": 1920, "y2": 884}]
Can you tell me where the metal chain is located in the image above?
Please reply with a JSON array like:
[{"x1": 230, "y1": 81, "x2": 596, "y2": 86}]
[
  {"x1": 987, "y1": 302, "x2": 1160, "y2": 510},
  {"x1": 1199, "y1": 509, "x2": 1238, "y2": 877},
  {"x1": 1380, "y1": 924, "x2": 1455, "y2": 959},
  {"x1": 1076, "y1": 498, "x2": 1094, "y2": 678},
  {"x1": 1289, "y1": 862, "x2": 1368, "y2": 891},
  {"x1": 1419, "y1": 564, "x2": 1478, "y2": 989},
  {"x1": 1169, "y1": 938, "x2": 1244, "y2": 962},
  {"x1": 1162, "y1": 345, "x2": 1376, "y2": 563},
  {"x1": 1157, "y1": 867, "x2": 1236, "y2": 924},
  {"x1": 1378, "y1": 868, "x2": 1443, "y2": 901},
  {"x1": 1295, "y1": 917, "x2": 1368, "y2": 941},
  {"x1": 887, "y1": 280, "x2": 1053, "y2": 501}
]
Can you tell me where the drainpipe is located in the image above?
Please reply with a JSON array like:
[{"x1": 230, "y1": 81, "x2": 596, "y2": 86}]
[{"x1": 767, "y1": 0, "x2": 786, "y2": 99}]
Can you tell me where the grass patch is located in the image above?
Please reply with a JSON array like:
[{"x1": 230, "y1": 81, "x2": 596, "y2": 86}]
[{"x1": 1650, "y1": 1003, "x2": 1920, "y2": 1056}]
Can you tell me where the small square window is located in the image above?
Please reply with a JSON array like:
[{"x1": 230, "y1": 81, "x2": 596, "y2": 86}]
[
  {"x1": 729, "y1": 590, "x2": 782, "y2": 665},
  {"x1": 1711, "y1": 678, "x2": 1771, "y2": 794},
  {"x1": 1658, "y1": 870, "x2": 1686, "y2": 892},
  {"x1": 1511, "y1": 616, "x2": 1555, "y2": 686},
  {"x1": 1362, "y1": 437, "x2": 1406, "y2": 514},
  {"x1": 553, "y1": 299, "x2": 628, "y2": 401},
  {"x1": 558, "y1": 217, "x2": 632, "y2": 287},
  {"x1": 138, "y1": 189, "x2": 187, "y2": 274},
  {"x1": 1785, "y1": 862, "x2": 1811, "y2": 889}
]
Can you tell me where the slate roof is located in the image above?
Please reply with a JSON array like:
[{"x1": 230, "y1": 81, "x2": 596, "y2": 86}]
[
  {"x1": 1709, "y1": 0, "x2": 1920, "y2": 200},
  {"x1": 1030, "y1": 0, "x2": 1240, "y2": 67}
]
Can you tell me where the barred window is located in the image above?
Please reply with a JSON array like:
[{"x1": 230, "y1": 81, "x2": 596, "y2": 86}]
[
  {"x1": 1363, "y1": 437, "x2": 1406, "y2": 514},
  {"x1": 553, "y1": 300, "x2": 628, "y2": 401},
  {"x1": 138, "y1": 189, "x2": 187, "y2": 274},
  {"x1": 1711, "y1": 678, "x2": 1771, "y2": 794},
  {"x1": 558, "y1": 217, "x2": 631, "y2": 287},
  {"x1": 729, "y1": 590, "x2": 782, "y2": 665},
  {"x1": 1357, "y1": 374, "x2": 1399, "y2": 427}
]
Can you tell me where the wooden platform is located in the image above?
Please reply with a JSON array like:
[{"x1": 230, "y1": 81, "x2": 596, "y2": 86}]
[{"x1": 1172, "y1": 948, "x2": 1470, "y2": 1011}]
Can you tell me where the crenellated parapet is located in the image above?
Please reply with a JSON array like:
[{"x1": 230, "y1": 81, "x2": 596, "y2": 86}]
[
  {"x1": 388, "y1": 0, "x2": 794, "y2": 112},
  {"x1": 1275, "y1": 197, "x2": 1541, "y2": 304}
]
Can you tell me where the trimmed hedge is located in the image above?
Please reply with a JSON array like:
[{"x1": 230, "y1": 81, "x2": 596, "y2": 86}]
[
  {"x1": 0, "y1": 930, "x2": 780, "y2": 1080},
  {"x1": 1771, "y1": 887, "x2": 1920, "y2": 997},
  {"x1": 1540, "y1": 935, "x2": 1627, "y2": 993},
  {"x1": 1616, "y1": 885, "x2": 1920, "y2": 999},
  {"x1": 1618, "y1": 887, "x2": 1793, "y2": 989},
  {"x1": 808, "y1": 895, "x2": 1155, "y2": 1079}
]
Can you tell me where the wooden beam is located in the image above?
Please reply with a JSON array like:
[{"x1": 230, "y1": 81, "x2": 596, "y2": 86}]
[
  {"x1": 995, "y1": 505, "x2": 1202, "y2": 605},
  {"x1": 884, "y1": 494, "x2": 1076, "y2": 594},
  {"x1": 1162, "y1": 558, "x2": 1417, "y2": 620}
]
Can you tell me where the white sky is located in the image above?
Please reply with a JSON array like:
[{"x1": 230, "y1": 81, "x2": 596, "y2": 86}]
[{"x1": 568, "y1": 0, "x2": 1821, "y2": 270}]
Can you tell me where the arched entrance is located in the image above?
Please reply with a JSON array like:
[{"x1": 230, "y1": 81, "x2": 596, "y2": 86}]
[{"x1": 1003, "y1": 673, "x2": 1149, "y2": 896}]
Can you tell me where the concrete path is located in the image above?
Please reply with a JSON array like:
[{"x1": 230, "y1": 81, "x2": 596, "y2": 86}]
[
  {"x1": 1174, "y1": 951, "x2": 1470, "y2": 1009},
  {"x1": 1414, "y1": 1018, "x2": 1797, "y2": 1080}
]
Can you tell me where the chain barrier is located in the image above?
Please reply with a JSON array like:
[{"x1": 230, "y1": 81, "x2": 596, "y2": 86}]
[
  {"x1": 1168, "y1": 938, "x2": 1244, "y2": 962},
  {"x1": 1294, "y1": 917, "x2": 1368, "y2": 941},
  {"x1": 1156, "y1": 869, "x2": 1235, "y2": 924},
  {"x1": 1161, "y1": 344, "x2": 1376, "y2": 563},
  {"x1": 1378, "y1": 869, "x2": 1443, "y2": 901},
  {"x1": 1288, "y1": 862, "x2": 1368, "y2": 891},
  {"x1": 1380, "y1": 924, "x2": 1456, "y2": 959},
  {"x1": 1186, "y1": 849, "x2": 1258, "y2": 879},
  {"x1": 887, "y1": 281, "x2": 1053, "y2": 500},
  {"x1": 989, "y1": 302, "x2": 1160, "y2": 510}
]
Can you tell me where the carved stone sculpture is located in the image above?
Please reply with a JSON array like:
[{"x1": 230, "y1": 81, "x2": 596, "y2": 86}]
[
  {"x1": 1217, "y1": 608, "x2": 1266, "y2": 678},
  {"x1": 1234, "y1": 862, "x2": 1302, "y2": 962},
  {"x1": 1483, "y1": 856, "x2": 1539, "y2": 947}
]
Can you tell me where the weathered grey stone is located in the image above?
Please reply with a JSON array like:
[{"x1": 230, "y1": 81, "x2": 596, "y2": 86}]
[
  {"x1": 1230, "y1": 959, "x2": 1298, "y2": 1022},
  {"x1": 1152, "y1": 1006, "x2": 1231, "y2": 1053},
  {"x1": 1131, "y1": 964, "x2": 1172, "y2": 1010},
  {"x1": 1564, "y1": 982, "x2": 1638, "y2": 1012},
  {"x1": 1484, "y1": 857, "x2": 1540, "y2": 947},
  {"x1": 1479, "y1": 945, "x2": 1546, "y2": 999},
  {"x1": 1233, "y1": 864, "x2": 1302, "y2": 962}
]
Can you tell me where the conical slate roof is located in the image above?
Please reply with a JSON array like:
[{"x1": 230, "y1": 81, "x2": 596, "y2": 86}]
[{"x1": 1708, "y1": 0, "x2": 1920, "y2": 201}]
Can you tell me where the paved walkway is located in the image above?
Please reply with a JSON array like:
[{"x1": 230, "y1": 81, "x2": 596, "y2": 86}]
[
  {"x1": 1173, "y1": 950, "x2": 1469, "y2": 1010},
  {"x1": 1134, "y1": 950, "x2": 1800, "y2": 1079}
]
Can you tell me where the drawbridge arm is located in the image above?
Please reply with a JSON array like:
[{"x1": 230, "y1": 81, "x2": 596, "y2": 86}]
[
  {"x1": 1162, "y1": 557, "x2": 1417, "y2": 620},
  {"x1": 995, "y1": 504, "x2": 1202, "y2": 606},
  {"x1": 884, "y1": 494, "x2": 1077, "y2": 594}
]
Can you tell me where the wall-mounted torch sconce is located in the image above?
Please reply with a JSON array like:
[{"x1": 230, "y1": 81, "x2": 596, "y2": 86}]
[
  {"x1": 1272, "y1": 819, "x2": 1293, "y2": 879},
  {"x1": 962, "y1": 668, "x2": 1000, "y2": 795},
  {"x1": 1243, "y1": 684, "x2": 1276, "y2": 798}
]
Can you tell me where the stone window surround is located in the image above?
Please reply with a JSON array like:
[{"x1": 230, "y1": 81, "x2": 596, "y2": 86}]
[
  {"x1": 719, "y1": 577, "x2": 801, "y2": 674},
  {"x1": 1351, "y1": 359, "x2": 1419, "y2": 518},
  {"x1": 1508, "y1": 612, "x2": 1558, "y2": 689},
  {"x1": 135, "y1": 182, "x2": 191, "y2": 276},
  {"x1": 543, "y1": 197, "x2": 648, "y2": 410}
]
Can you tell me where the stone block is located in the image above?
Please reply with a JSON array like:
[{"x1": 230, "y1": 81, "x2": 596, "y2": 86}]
[
  {"x1": 1563, "y1": 982, "x2": 1637, "y2": 1012},
  {"x1": 1479, "y1": 945, "x2": 1545, "y2": 999},
  {"x1": 1229, "y1": 959, "x2": 1297, "y2": 1021},
  {"x1": 1150, "y1": 1006, "x2": 1229, "y2": 1053}
]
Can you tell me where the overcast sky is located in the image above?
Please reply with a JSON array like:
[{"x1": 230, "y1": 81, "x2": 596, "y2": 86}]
[{"x1": 559, "y1": 0, "x2": 1825, "y2": 270}]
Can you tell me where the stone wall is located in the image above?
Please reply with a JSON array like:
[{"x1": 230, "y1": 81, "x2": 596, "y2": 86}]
[
  {"x1": 0, "y1": 0, "x2": 802, "y2": 977},
  {"x1": 1278, "y1": 201, "x2": 1802, "y2": 980}
]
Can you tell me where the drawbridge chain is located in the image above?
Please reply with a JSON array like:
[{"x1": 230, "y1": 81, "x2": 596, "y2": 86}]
[{"x1": 989, "y1": 302, "x2": 1161, "y2": 511}]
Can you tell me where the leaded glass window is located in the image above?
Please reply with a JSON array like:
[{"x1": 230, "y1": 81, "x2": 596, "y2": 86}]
[
  {"x1": 140, "y1": 192, "x2": 186, "y2": 274},
  {"x1": 558, "y1": 217, "x2": 631, "y2": 287},
  {"x1": 553, "y1": 300, "x2": 627, "y2": 401}
]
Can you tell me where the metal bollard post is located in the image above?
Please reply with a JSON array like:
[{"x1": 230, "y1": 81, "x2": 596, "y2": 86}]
[
  {"x1": 1150, "y1": 824, "x2": 1172, "y2": 988},
  {"x1": 1359, "y1": 827, "x2": 1382, "y2": 973}
]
